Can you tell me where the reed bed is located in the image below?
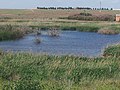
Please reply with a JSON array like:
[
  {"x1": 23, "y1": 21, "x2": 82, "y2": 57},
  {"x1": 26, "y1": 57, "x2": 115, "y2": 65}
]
[
  {"x1": 0, "y1": 25, "x2": 32, "y2": 41},
  {"x1": 0, "y1": 45, "x2": 120, "y2": 90},
  {"x1": 103, "y1": 44, "x2": 120, "y2": 57},
  {"x1": 0, "y1": 17, "x2": 120, "y2": 34},
  {"x1": 98, "y1": 28, "x2": 119, "y2": 35}
]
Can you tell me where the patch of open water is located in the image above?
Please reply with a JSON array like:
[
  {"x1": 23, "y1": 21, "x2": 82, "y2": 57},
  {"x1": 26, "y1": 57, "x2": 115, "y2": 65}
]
[{"x1": 0, "y1": 31, "x2": 120, "y2": 57}]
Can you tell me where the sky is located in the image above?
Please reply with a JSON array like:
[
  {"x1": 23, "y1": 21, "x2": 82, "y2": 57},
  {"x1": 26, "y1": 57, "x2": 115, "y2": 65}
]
[{"x1": 0, "y1": 0, "x2": 120, "y2": 9}]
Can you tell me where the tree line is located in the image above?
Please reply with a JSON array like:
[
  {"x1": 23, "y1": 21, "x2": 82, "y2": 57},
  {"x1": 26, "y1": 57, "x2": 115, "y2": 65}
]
[{"x1": 37, "y1": 7, "x2": 113, "y2": 10}]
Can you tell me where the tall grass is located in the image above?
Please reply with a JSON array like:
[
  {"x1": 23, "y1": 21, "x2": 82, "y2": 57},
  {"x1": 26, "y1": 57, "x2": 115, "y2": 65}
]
[
  {"x1": 0, "y1": 45, "x2": 120, "y2": 90},
  {"x1": 0, "y1": 25, "x2": 31, "y2": 41},
  {"x1": 48, "y1": 27, "x2": 60, "y2": 36},
  {"x1": 98, "y1": 28, "x2": 119, "y2": 35},
  {"x1": 103, "y1": 44, "x2": 120, "y2": 57}
]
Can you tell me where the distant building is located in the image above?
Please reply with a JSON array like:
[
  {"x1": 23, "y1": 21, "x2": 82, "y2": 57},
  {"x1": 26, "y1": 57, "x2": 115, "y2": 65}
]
[{"x1": 116, "y1": 14, "x2": 120, "y2": 22}]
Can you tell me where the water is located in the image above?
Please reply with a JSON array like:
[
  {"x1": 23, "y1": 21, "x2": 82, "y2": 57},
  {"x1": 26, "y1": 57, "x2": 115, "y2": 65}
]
[{"x1": 0, "y1": 31, "x2": 120, "y2": 57}]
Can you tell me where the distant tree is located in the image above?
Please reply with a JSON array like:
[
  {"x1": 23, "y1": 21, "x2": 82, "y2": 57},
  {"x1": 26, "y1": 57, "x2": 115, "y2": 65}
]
[{"x1": 110, "y1": 8, "x2": 113, "y2": 10}]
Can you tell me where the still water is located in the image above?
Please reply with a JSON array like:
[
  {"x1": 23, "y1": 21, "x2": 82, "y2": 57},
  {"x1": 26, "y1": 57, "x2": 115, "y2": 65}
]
[{"x1": 0, "y1": 31, "x2": 120, "y2": 57}]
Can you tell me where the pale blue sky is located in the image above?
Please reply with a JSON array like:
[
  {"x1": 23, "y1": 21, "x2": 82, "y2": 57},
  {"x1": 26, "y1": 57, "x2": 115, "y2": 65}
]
[{"x1": 0, "y1": 0, "x2": 120, "y2": 9}]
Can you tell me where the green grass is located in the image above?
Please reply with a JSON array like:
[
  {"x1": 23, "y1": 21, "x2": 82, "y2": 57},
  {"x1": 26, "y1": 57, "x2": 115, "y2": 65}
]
[
  {"x1": 0, "y1": 9, "x2": 120, "y2": 90},
  {"x1": 1, "y1": 19, "x2": 120, "y2": 34},
  {"x1": 0, "y1": 44, "x2": 120, "y2": 90},
  {"x1": 0, "y1": 25, "x2": 32, "y2": 41},
  {"x1": 103, "y1": 44, "x2": 120, "y2": 57}
]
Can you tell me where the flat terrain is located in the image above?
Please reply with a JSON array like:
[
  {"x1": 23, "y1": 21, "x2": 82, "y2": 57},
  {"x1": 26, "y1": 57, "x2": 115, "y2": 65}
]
[
  {"x1": 0, "y1": 9, "x2": 120, "y2": 33},
  {"x1": 0, "y1": 9, "x2": 120, "y2": 90},
  {"x1": 0, "y1": 9, "x2": 120, "y2": 19}
]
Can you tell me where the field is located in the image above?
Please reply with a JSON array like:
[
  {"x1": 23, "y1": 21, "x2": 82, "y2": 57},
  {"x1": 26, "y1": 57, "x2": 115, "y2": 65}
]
[
  {"x1": 0, "y1": 9, "x2": 120, "y2": 90},
  {"x1": 0, "y1": 9, "x2": 120, "y2": 34}
]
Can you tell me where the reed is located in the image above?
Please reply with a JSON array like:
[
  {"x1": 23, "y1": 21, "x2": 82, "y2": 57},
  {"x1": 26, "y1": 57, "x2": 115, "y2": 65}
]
[
  {"x1": 98, "y1": 29, "x2": 119, "y2": 35},
  {"x1": 34, "y1": 36, "x2": 41, "y2": 44},
  {"x1": 103, "y1": 44, "x2": 120, "y2": 57},
  {"x1": 0, "y1": 45, "x2": 120, "y2": 90},
  {"x1": 48, "y1": 27, "x2": 60, "y2": 37},
  {"x1": 0, "y1": 25, "x2": 31, "y2": 41}
]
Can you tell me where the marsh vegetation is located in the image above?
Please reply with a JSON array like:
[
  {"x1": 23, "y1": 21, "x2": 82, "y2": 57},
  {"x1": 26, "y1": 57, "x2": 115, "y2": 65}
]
[
  {"x1": 0, "y1": 44, "x2": 120, "y2": 90},
  {"x1": 0, "y1": 25, "x2": 32, "y2": 41},
  {"x1": 0, "y1": 9, "x2": 120, "y2": 90}
]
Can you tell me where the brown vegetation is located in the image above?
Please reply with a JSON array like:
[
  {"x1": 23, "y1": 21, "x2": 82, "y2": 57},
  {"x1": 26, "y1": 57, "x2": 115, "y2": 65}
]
[
  {"x1": 0, "y1": 9, "x2": 118, "y2": 19},
  {"x1": 98, "y1": 28, "x2": 119, "y2": 35},
  {"x1": 34, "y1": 37, "x2": 41, "y2": 44},
  {"x1": 48, "y1": 27, "x2": 60, "y2": 36},
  {"x1": 67, "y1": 13, "x2": 115, "y2": 21}
]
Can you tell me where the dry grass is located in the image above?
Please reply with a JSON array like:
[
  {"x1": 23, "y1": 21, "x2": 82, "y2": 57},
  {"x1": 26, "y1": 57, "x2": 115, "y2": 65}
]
[
  {"x1": 98, "y1": 28, "x2": 119, "y2": 35},
  {"x1": 0, "y1": 9, "x2": 120, "y2": 34},
  {"x1": 0, "y1": 9, "x2": 120, "y2": 19}
]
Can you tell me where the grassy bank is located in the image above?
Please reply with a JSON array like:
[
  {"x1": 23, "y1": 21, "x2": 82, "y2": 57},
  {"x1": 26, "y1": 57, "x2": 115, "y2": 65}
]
[
  {"x1": 103, "y1": 44, "x2": 120, "y2": 57},
  {"x1": 1, "y1": 19, "x2": 120, "y2": 34},
  {"x1": 0, "y1": 44, "x2": 120, "y2": 90},
  {"x1": 0, "y1": 22, "x2": 120, "y2": 41}
]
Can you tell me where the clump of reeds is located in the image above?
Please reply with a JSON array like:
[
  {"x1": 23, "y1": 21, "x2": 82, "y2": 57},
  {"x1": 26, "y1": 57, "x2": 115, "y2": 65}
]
[
  {"x1": 36, "y1": 30, "x2": 41, "y2": 35},
  {"x1": 103, "y1": 44, "x2": 120, "y2": 57},
  {"x1": 97, "y1": 28, "x2": 119, "y2": 35},
  {"x1": 0, "y1": 25, "x2": 31, "y2": 41},
  {"x1": 48, "y1": 27, "x2": 60, "y2": 37},
  {"x1": 18, "y1": 25, "x2": 32, "y2": 34},
  {"x1": 34, "y1": 36, "x2": 41, "y2": 44}
]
